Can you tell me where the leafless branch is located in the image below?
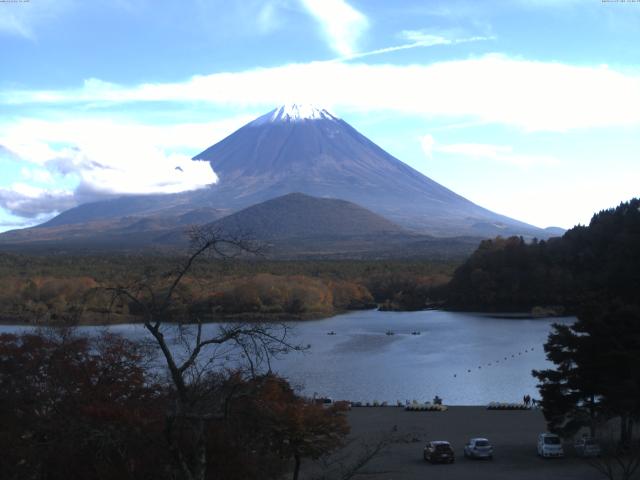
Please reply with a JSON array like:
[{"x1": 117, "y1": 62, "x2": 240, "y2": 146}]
[
  {"x1": 102, "y1": 225, "x2": 301, "y2": 480},
  {"x1": 587, "y1": 440, "x2": 640, "y2": 480},
  {"x1": 311, "y1": 433, "x2": 395, "y2": 480}
]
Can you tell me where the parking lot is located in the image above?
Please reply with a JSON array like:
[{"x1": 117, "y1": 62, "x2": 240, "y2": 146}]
[{"x1": 301, "y1": 406, "x2": 602, "y2": 480}]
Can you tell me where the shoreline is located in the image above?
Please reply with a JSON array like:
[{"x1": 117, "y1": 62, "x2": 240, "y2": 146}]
[{"x1": 0, "y1": 307, "x2": 569, "y2": 327}]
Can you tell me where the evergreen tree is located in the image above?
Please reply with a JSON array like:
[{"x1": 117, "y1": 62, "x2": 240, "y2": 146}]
[{"x1": 533, "y1": 303, "x2": 640, "y2": 444}]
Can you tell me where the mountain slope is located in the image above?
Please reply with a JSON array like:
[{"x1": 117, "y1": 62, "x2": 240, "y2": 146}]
[
  {"x1": 1, "y1": 104, "x2": 549, "y2": 250},
  {"x1": 191, "y1": 104, "x2": 544, "y2": 237},
  {"x1": 209, "y1": 192, "x2": 405, "y2": 239},
  {"x1": 157, "y1": 193, "x2": 479, "y2": 260}
]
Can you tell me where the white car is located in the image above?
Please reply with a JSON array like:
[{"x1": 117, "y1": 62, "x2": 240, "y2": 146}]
[
  {"x1": 574, "y1": 437, "x2": 601, "y2": 457},
  {"x1": 537, "y1": 433, "x2": 564, "y2": 458},
  {"x1": 464, "y1": 438, "x2": 494, "y2": 459}
]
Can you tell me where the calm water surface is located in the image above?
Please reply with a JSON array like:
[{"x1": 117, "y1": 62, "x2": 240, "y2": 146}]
[{"x1": 0, "y1": 310, "x2": 573, "y2": 406}]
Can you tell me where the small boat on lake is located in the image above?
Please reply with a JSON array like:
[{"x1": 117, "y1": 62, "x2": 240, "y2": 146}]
[
  {"x1": 385, "y1": 330, "x2": 395, "y2": 336},
  {"x1": 327, "y1": 331, "x2": 336, "y2": 335},
  {"x1": 411, "y1": 331, "x2": 421, "y2": 335}
]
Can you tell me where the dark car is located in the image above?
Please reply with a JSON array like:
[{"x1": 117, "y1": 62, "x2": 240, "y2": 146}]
[{"x1": 424, "y1": 440, "x2": 455, "y2": 463}]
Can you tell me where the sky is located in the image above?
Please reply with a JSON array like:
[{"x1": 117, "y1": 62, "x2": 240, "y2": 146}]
[{"x1": 1, "y1": 0, "x2": 639, "y2": 232}]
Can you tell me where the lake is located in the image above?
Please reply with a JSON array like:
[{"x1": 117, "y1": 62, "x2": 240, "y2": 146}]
[{"x1": 0, "y1": 310, "x2": 574, "y2": 406}]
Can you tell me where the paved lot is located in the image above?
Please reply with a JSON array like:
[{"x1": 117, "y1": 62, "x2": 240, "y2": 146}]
[{"x1": 301, "y1": 407, "x2": 602, "y2": 480}]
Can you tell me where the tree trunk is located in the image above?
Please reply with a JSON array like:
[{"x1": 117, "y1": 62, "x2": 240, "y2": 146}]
[
  {"x1": 589, "y1": 395, "x2": 597, "y2": 437},
  {"x1": 193, "y1": 418, "x2": 207, "y2": 480},
  {"x1": 293, "y1": 454, "x2": 301, "y2": 480},
  {"x1": 621, "y1": 414, "x2": 630, "y2": 446},
  {"x1": 165, "y1": 413, "x2": 196, "y2": 480}
]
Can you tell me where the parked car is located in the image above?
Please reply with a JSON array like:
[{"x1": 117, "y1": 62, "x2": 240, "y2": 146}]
[
  {"x1": 537, "y1": 433, "x2": 564, "y2": 458},
  {"x1": 574, "y1": 436, "x2": 601, "y2": 457},
  {"x1": 424, "y1": 441, "x2": 455, "y2": 463},
  {"x1": 464, "y1": 438, "x2": 494, "y2": 459}
]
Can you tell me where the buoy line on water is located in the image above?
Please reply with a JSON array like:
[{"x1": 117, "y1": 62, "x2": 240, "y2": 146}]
[{"x1": 453, "y1": 346, "x2": 537, "y2": 378}]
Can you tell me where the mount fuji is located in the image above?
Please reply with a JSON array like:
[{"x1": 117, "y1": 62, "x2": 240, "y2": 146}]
[
  {"x1": 0, "y1": 104, "x2": 551, "y2": 253},
  {"x1": 191, "y1": 103, "x2": 543, "y2": 236}
]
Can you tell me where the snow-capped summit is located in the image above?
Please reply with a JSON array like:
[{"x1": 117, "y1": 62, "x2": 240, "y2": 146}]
[{"x1": 251, "y1": 104, "x2": 338, "y2": 125}]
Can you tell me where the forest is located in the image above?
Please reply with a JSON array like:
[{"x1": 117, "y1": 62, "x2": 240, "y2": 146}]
[
  {"x1": 443, "y1": 198, "x2": 640, "y2": 314},
  {"x1": 2, "y1": 198, "x2": 639, "y2": 324},
  {"x1": 0, "y1": 254, "x2": 455, "y2": 325}
]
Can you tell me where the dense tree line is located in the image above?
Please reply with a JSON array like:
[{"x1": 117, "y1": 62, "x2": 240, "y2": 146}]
[
  {"x1": 0, "y1": 254, "x2": 455, "y2": 283},
  {"x1": 443, "y1": 198, "x2": 640, "y2": 313},
  {"x1": 0, "y1": 255, "x2": 454, "y2": 324}
]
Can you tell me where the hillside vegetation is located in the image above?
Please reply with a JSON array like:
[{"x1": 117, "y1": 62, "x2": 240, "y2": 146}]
[
  {"x1": 0, "y1": 255, "x2": 455, "y2": 324},
  {"x1": 443, "y1": 198, "x2": 640, "y2": 313}
]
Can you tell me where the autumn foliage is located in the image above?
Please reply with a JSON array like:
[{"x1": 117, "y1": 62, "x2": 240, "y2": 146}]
[
  {"x1": 203, "y1": 274, "x2": 374, "y2": 316},
  {"x1": 0, "y1": 254, "x2": 456, "y2": 324},
  {"x1": 0, "y1": 331, "x2": 350, "y2": 480},
  {"x1": 0, "y1": 331, "x2": 165, "y2": 480}
]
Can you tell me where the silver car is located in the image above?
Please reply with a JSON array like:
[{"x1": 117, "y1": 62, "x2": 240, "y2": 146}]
[{"x1": 464, "y1": 438, "x2": 494, "y2": 459}]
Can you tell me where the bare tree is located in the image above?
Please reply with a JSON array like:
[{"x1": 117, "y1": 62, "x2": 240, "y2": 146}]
[
  {"x1": 310, "y1": 431, "x2": 401, "y2": 480},
  {"x1": 108, "y1": 225, "x2": 301, "y2": 480},
  {"x1": 587, "y1": 439, "x2": 640, "y2": 480}
]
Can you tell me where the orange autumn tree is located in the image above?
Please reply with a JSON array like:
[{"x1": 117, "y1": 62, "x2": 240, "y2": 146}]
[{"x1": 234, "y1": 374, "x2": 350, "y2": 480}]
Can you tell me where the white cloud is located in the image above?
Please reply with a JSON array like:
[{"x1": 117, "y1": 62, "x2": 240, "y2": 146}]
[
  {"x1": 0, "y1": 115, "x2": 256, "y2": 217},
  {"x1": 20, "y1": 167, "x2": 54, "y2": 184},
  {"x1": 0, "y1": 0, "x2": 75, "y2": 39},
  {"x1": 257, "y1": 0, "x2": 289, "y2": 33},
  {"x1": 300, "y1": 0, "x2": 368, "y2": 56},
  {"x1": 421, "y1": 134, "x2": 435, "y2": 158},
  {"x1": 0, "y1": 13, "x2": 34, "y2": 39},
  {"x1": 0, "y1": 183, "x2": 75, "y2": 218},
  {"x1": 6, "y1": 55, "x2": 640, "y2": 132},
  {"x1": 400, "y1": 29, "x2": 465, "y2": 45},
  {"x1": 423, "y1": 136, "x2": 558, "y2": 168}
]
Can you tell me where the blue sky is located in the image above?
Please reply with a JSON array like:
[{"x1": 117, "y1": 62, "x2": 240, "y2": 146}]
[{"x1": 1, "y1": 0, "x2": 639, "y2": 232}]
